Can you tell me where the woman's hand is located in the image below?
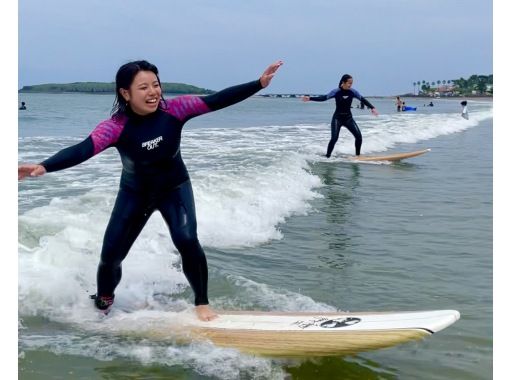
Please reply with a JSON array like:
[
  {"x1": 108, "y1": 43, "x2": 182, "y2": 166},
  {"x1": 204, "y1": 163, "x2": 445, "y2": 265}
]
[
  {"x1": 371, "y1": 108, "x2": 379, "y2": 116},
  {"x1": 259, "y1": 60, "x2": 284, "y2": 88},
  {"x1": 18, "y1": 164, "x2": 46, "y2": 180}
]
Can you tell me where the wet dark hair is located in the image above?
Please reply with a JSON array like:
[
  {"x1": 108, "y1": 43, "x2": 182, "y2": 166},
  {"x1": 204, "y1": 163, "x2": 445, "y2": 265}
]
[
  {"x1": 111, "y1": 60, "x2": 165, "y2": 116},
  {"x1": 338, "y1": 74, "x2": 353, "y2": 87}
]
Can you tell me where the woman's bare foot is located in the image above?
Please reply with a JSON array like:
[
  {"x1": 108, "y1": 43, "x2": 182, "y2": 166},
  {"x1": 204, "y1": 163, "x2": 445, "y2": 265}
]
[{"x1": 195, "y1": 305, "x2": 218, "y2": 321}]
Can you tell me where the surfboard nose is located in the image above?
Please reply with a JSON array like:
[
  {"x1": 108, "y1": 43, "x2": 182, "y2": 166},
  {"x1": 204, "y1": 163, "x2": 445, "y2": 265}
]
[{"x1": 428, "y1": 310, "x2": 460, "y2": 333}]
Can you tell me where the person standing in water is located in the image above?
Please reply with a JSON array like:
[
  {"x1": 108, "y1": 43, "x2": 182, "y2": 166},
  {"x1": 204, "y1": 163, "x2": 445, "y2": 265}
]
[
  {"x1": 302, "y1": 74, "x2": 378, "y2": 157},
  {"x1": 18, "y1": 59, "x2": 284, "y2": 321},
  {"x1": 396, "y1": 96, "x2": 403, "y2": 112},
  {"x1": 460, "y1": 100, "x2": 469, "y2": 119}
]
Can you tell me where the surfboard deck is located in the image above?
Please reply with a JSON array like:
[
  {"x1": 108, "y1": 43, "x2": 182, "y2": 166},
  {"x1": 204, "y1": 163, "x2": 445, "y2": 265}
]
[
  {"x1": 136, "y1": 309, "x2": 460, "y2": 357},
  {"x1": 350, "y1": 148, "x2": 431, "y2": 162}
]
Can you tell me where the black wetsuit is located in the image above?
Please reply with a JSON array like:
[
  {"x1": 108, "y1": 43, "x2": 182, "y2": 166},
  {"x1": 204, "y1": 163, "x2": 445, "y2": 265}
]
[
  {"x1": 310, "y1": 87, "x2": 374, "y2": 156},
  {"x1": 40, "y1": 79, "x2": 263, "y2": 306}
]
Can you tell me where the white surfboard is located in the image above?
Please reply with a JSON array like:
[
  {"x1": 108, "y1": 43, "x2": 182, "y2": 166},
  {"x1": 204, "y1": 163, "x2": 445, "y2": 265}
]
[
  {"x1": 134, "y1": 309, "x2": 460, "y2": 357},
  {"x1": 349, "y1": 148, "x2": 431, "y2": 162}
]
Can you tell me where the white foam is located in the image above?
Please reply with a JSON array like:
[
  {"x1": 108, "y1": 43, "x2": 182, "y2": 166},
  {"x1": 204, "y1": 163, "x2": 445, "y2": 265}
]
[
  {"x1": 19, "y1": 332, "x2": 287, "y2": 379},
  {"x1": 215, "y1": 275, "x2": 338, "y2": 312},
  {"x1": 18, "y1": 191, "x2": 189, "y2": 321},
  {"x1": 329, "y1": 108, "x2": 493, "y2": 155},
  {"x1": 192, "y1": 152, "x2": 323, "y2": 247}
]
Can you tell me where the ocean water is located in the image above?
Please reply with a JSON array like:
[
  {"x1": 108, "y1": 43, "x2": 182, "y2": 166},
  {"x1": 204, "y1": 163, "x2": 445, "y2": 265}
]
[{"x1": 18, "y1": 93, "x2": 493, "y2": 379}]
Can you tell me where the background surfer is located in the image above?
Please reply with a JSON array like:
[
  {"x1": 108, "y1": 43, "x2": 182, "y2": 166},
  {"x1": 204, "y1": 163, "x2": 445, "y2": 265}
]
[
  {"x1": 461, "y1": 100, "x2": 469, "y2": 119},
  {"x1": 302, "y1": 74, "x2": 378, "y2": 157}
]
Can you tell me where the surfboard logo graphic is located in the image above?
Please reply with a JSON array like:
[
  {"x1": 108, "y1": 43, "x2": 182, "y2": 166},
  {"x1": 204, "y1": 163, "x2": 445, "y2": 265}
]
[
  {"x1": 319, "y1": 317, "x2": 361, "y2": 328},
  {"x1": 293, "y1": 316, "x2": 362, "y2": 329}
]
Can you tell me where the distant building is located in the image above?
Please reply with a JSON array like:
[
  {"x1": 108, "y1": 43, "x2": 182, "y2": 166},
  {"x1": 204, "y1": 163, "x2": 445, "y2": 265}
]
[{"x1": 433, "y1": 85, "x2": 456, "y2": 97}]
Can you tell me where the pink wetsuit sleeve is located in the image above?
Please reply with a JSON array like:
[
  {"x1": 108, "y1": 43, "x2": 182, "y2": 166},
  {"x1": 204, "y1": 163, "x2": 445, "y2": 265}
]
[
  {"x1": 162, "y1": 96, "x2": 211, "y2": 122},
  {"x1": 89, "y1": 116, "x2": 126, "y2": 155}
]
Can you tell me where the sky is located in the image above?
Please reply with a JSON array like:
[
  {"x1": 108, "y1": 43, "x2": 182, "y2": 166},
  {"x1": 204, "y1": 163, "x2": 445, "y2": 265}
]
[{"x1": 17, "y1": 0, "x2": 493, "y2": 96}]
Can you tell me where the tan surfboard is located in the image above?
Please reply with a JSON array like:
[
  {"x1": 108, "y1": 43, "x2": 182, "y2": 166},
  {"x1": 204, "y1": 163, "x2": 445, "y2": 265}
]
[{"x1": 351, "y1": 148, "x2": 431, "y2": 162}]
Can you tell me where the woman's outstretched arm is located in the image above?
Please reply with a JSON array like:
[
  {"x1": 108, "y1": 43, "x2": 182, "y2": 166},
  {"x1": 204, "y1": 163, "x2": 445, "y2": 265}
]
[{"x1": 163, "y1": 61, "x2": 283, "y2": 122}]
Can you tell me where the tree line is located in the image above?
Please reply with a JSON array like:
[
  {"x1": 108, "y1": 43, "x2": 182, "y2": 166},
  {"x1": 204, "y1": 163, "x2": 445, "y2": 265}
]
[
  {"x1": 18, "y1": 82, "x2": 215, "y2": 94},
  {"x1": 412, "y1": 74, "x2": 493, "y2": 96}
]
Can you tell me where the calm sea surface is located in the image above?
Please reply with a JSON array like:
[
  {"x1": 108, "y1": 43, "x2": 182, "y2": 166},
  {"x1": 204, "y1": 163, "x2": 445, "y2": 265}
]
[{"x1": 18, "y1": 93, "x2": 493, "y2": 379}]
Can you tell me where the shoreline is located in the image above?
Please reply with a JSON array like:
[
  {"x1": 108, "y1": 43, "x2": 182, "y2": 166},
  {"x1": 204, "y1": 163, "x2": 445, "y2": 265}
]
[{"x1": 256, "y1": 94, "x2": 493, "y2": 99}]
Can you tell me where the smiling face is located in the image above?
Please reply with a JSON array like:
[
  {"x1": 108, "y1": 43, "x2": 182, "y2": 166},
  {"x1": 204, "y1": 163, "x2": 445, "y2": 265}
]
[
  {"x1": 120, "y1": 70, "x2": 162, "y2": 116},
  {"x1": 341, "y1": 78, "x2": 353, "y2": 90}
]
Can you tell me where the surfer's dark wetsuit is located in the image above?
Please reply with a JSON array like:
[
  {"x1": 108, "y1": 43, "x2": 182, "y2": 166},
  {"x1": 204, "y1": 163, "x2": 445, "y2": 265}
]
[
  {"x1": 309, "y1": 88, "x2": 375, "y2": 156},
  {"x1": 40, "y1": 79, "x2": 263, "y2": 307}
]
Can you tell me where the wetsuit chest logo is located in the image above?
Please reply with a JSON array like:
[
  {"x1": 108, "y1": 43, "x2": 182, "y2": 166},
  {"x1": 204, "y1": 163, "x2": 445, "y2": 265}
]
[
  {"x1": 141, "y1": 136, "x2": 163, "y2": 150},
  {"x1": 342, "y1": 96, "x2": 349, "y2": 99}
]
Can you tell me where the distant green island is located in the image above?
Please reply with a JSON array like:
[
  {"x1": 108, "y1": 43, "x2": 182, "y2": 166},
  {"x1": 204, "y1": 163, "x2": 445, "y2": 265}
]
[{"x1": 18, "y1": 82, "x2": 215, "y2": 95}]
